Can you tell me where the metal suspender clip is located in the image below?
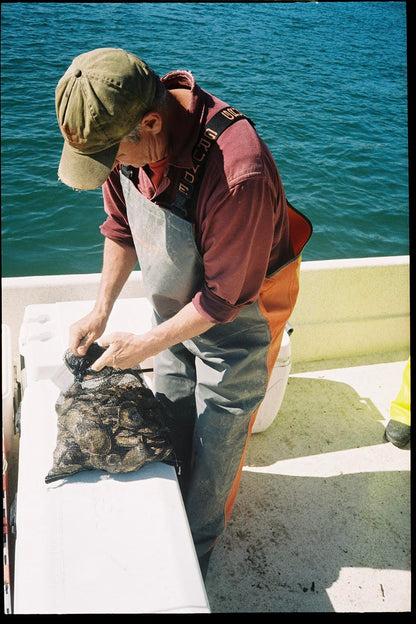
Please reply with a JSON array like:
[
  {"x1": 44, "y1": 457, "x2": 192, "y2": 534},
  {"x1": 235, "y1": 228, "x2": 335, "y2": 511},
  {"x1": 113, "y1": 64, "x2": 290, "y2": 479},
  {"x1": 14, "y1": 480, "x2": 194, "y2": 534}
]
[{"x1": 121, "y1": 165, "x2": 135, "y2": 180}]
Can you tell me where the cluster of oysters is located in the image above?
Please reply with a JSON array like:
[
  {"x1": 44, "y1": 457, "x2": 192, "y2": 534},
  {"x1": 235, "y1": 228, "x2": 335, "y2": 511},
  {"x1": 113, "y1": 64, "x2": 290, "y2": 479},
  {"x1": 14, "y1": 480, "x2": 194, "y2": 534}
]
[{"x1": 45, "y1": 343, "x2": 174, "y2": 484}]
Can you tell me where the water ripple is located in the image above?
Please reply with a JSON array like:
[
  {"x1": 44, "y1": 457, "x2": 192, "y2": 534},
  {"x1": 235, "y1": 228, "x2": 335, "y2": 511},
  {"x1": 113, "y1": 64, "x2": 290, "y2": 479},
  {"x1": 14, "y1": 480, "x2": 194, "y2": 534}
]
[{"x1": 1, "y1": 1, "x2": 408, "y2": 277}]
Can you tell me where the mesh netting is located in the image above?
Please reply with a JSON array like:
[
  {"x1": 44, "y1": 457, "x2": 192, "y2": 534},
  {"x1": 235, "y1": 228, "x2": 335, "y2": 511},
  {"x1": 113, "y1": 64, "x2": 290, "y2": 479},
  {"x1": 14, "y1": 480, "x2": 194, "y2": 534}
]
[{"x1": 45, "y1": 343, "x2": 174, "y2": 484}]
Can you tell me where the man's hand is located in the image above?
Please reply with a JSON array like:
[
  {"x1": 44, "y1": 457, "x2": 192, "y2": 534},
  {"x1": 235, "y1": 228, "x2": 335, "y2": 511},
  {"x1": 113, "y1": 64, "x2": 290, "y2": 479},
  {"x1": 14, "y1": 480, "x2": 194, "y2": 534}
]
[
  {"x1": 90, "y1": 302, "x2": 216, "y2": 372},
  {"x1": 69, "y1": 311, "x2": 109, "y2": 356},
  {"x1": 89, "y1": 332, "x2": 147, "y2": 371}
]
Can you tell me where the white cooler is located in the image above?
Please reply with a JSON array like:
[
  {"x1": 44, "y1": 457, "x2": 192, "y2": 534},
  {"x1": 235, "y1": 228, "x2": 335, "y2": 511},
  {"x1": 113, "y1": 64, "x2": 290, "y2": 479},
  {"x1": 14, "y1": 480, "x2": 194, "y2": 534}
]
[
  {"x1": 251, "y1": 328, "x2": 292, "y2": 434},
  {"x1": 14, "y1": 299, "x2": 210, "y2": 614}
]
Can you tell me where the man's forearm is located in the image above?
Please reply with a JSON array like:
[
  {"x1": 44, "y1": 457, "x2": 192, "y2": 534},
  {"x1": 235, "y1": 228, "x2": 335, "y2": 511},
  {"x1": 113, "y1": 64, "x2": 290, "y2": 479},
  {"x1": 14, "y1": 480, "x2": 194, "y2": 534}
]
[
  {"x1": 93, "y1": 237, "x2": 138, "y2": 318},
  {"x1": 68, "y1": 238, "x2": 137, "y2": 355},
  {"x1": 142, "y1": 302, "x2": 215, "y2": 356},
  {"x1": 90, "y1": 301, "x2": 216, "y2": 371}
]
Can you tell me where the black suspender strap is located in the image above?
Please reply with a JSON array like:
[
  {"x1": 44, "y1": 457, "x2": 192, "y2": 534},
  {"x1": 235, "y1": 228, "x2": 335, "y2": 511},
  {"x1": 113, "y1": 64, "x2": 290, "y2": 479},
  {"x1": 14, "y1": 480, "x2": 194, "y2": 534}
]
[
  {"x1": 170, "y1": 106, "x2": 254, "y2": 221},
  {"x1": 120, "y1": 106, "x2": 254, "y2": 222}
]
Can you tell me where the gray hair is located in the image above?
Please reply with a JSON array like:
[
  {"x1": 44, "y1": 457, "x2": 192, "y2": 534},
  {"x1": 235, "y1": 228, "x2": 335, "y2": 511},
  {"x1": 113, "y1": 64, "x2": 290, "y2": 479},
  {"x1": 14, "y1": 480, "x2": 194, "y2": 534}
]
[{"x1": 124, "y1": 76, "x2": 168, "y2": 144}]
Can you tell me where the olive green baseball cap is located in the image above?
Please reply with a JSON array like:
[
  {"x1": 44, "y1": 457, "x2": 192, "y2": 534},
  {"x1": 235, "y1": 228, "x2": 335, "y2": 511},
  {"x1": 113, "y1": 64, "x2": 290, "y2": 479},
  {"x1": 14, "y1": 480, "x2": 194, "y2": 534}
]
[{"x1": 56, "y1": 48, "x2": 158, "y2": 190}]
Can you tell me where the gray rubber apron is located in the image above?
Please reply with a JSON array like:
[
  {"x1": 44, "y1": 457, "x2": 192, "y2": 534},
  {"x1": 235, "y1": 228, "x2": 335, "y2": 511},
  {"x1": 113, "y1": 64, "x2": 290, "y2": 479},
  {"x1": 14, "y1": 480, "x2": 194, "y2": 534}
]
[{"x1": 120, "y1": 171, "x2": 272, "y2": 556}]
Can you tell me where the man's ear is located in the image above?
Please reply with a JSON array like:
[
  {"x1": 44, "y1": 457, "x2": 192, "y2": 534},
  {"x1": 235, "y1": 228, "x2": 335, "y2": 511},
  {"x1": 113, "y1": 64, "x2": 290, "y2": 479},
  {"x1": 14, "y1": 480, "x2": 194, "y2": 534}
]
[{"x1": 140, "y1": 112, "x2": 163, "y2": 134}]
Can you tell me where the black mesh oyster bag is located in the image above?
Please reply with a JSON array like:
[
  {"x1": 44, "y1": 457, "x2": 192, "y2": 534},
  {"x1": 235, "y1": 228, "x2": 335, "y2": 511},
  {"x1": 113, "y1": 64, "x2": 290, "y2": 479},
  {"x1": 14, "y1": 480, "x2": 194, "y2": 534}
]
[{"x1": 45, "y1": 343, "x2": 175, "y2": 484}]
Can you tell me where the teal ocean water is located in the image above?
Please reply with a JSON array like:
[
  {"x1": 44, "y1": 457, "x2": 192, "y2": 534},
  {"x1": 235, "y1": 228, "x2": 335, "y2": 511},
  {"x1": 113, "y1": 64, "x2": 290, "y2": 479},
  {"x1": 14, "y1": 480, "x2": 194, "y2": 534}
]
[{"x1": 1, "y1": 2, "x2": 408, "y2": 278}]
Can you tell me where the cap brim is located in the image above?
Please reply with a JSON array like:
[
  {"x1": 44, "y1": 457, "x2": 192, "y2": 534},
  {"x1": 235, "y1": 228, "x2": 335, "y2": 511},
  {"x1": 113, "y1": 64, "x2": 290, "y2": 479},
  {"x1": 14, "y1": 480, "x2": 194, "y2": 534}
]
[{"x1": 58, "y1": 141, "x2": 119, "y2": 190}]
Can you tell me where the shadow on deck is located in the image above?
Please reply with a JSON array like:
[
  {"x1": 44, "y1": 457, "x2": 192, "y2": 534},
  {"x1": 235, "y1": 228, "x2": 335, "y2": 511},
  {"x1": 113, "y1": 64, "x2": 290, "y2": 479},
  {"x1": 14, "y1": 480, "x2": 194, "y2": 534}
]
[{"x1": 205, "y1": 355, "x2": 410, "y2": 612}]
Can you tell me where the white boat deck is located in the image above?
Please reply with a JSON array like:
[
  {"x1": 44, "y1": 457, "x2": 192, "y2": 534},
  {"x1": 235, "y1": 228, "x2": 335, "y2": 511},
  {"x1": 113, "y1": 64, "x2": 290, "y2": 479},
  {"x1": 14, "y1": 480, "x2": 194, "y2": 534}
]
[
  {"x1": 205, "y1": 353, "x2": 411, "y2": 612},
  {"x1": 2, "y1": 258, "x2": 410, "y2": 613}
]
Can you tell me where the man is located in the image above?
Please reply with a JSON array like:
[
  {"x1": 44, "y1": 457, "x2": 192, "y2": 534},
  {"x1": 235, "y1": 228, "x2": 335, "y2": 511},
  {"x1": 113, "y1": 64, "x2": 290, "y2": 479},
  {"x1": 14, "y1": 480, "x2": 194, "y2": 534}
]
[{"x1": 56, "y1": 48, "x2": 312, "y2": 576}]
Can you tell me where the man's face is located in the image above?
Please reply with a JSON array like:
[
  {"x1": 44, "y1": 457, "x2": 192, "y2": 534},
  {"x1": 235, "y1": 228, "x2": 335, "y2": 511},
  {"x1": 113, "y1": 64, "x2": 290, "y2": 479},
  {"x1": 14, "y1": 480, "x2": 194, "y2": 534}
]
[
  {"x1": 114, "y1": 112, "x2": 167, "y2": 168},
  {"x1": 114, "y1": 139, "x2": 147, "y2": 168}
]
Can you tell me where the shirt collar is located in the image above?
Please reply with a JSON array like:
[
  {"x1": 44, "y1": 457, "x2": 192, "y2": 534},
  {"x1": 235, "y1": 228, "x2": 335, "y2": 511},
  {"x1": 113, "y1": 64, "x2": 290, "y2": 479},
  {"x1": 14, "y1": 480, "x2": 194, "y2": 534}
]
[{"x1": 161, "y1": 70, "x2": 207, "y2": 169}]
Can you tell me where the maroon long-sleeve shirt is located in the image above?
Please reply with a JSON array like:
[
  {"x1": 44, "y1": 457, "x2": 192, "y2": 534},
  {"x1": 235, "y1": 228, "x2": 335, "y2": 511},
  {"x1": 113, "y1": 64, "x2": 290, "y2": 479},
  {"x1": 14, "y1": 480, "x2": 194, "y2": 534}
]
[{"x1": 100, "y1": 70, "x2": 292, "y2": 323}]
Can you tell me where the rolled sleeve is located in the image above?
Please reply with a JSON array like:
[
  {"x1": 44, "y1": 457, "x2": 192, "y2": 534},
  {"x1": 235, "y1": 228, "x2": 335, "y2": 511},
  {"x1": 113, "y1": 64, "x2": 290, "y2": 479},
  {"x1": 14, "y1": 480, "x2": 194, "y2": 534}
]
[
  {"x1": 192, "y1": 287, "x2": 244, "y2": 324},
  {"x1": 99, "y1": 215, "x2": 135, "y2": 248}
]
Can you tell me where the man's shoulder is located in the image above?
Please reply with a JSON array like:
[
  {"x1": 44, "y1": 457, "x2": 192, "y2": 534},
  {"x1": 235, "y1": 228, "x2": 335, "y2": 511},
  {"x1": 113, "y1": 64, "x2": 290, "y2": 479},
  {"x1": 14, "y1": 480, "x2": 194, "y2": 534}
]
[{"x1": 212, "y1": 117, "x2": 275, "y2": 189}]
